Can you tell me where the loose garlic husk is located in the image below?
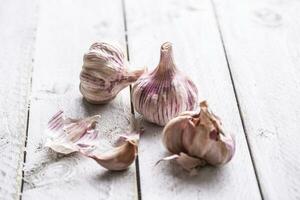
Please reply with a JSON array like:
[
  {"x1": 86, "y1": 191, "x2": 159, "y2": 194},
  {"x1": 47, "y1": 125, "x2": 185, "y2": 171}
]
[
  {"x1": 45, "y1": 110, "x2": 100, "y2": 154},
  {"x1": 132, "y1": 42, "x2": 198, "y2": 126},
  {"x1": 161, "y1": 101, "x2": 235, "y2": 171},
  {"x1": 80, "y1": 42, "x2": 145, "y2": 104}
]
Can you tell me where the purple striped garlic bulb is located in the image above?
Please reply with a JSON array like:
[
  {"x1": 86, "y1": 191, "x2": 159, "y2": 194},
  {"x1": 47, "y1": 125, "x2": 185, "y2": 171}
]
[
  {"x1": 80, "y1": 42, "x2": 145, "y2": 104},
  {"x1": 132, "y1": 42, "x2": 198, "y2": 126},
  {"x1": 161, "y1": 101, "x2": 235, "y2": 171}
]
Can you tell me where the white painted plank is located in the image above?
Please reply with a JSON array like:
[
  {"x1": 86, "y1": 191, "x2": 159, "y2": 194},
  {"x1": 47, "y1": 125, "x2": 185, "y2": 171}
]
[
  {"x1": 22, "y1": 0, "x2": 137, "y2": 199},
  {"x1": 125, "y1": 0, "x2": 261, "y2": 199},
  {"x1": 213, "y1": 0, "x2": 300, "y2": 199},
  {"x1": 0, "y1": 1, "x2": 37, "y2": 199}
]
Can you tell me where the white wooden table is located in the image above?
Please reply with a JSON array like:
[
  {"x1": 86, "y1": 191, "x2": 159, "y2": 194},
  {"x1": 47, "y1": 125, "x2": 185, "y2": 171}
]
[{"x1": 1, "y1": 0, "x2": 300, "y2": 199}]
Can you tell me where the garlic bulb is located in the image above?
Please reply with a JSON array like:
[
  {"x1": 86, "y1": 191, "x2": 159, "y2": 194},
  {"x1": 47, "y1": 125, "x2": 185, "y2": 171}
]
[
  {"x1": 132, "y1": 42, "x2": 198, "y2": 126},
  {"x1": 80, "y1": 42, "x2": 145, "y2": 104},
  {"x1": 45, "y1": 110, "x2": 100, "y2": 154},
  {"x1": 162, "y1": 101, "x2": 235, "y2": 171}
]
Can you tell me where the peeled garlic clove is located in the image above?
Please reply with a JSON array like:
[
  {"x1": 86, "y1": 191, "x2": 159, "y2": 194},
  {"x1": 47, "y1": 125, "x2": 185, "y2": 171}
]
[
  {"x1": 132, "y1": 42, "x2": 198, "y2": 126},
  {"x1": 82, "y1": 139, "x2": 138, "y2": 171},
  {"x1": 45, "y1": 110, "x2": 100, "y2": 154},
  {"x1": 162, "y1": 101, "x2": 235, "y2": 167},
  {"x1": 80, "y1": 42, "x2": 145, "y2": 104}
]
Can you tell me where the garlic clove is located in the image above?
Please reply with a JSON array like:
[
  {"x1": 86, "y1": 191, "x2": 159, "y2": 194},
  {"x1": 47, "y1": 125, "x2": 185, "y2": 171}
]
[
  {"x1": 45, "y1": 110, "x2": 100, "y2": 154},
  {"x1": 203, "y1": 133, "x2": 235, "y2": 165},
  {"x1": 162, "y1": 115, "x2": 196, "y2": 154},
  {"x1": 82, "y1": 139, "x2": 138, "y2": 171},
  {"x1": 132, "y1": 42, "x2": 198, "y2": 126},
  {"x1": 80, "y1": 42, "x2": 145, "y2": 104},
  {"x1": 162, "y1": 101, "x2": 236, "y2": 169}
]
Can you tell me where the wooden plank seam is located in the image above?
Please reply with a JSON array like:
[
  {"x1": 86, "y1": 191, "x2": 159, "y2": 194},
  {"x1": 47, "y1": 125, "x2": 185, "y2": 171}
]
[
  {"x1": 121, "y1": 0, "x2": 143, "y2": 199},
  {"x1": 210, "y1": 0, "x2": 264, "y2": 199}
]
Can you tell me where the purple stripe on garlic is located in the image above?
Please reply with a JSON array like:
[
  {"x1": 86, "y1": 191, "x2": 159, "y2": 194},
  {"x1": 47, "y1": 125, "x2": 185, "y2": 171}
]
[
  {"x1": 80, "y1": 42, "x2": 145, "y2": 104},
  {"x1": 132, "y1": 42, "x2": 198, "y2": 126}
]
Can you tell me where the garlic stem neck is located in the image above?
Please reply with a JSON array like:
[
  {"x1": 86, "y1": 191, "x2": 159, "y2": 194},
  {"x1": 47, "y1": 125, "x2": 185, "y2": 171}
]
[{"x1": 156, "y1": 42, "x2": 177, "y2": 76}]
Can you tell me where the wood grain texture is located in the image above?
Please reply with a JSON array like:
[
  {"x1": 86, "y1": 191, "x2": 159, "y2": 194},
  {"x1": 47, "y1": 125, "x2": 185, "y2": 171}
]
[
  {"x1": 124, "y1": 0, "x2": 261, "y2": 199},
  {"x1": 213, "y1": 0, "x2": 300, "y2": 199},
  {"x1": 22, "y1": 0, "x2": 137, "y2": 199},
  {"x1": 0, "y1": 1, "x2": 37, "y2": 199}
]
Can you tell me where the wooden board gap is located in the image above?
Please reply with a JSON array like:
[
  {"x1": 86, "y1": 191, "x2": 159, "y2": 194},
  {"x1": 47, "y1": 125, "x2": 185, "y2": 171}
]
[
  {"x1": 122, "y1": 0, "x2": 143, "y2": 199},
  {"x1": 20, "y1": 109, "x2": 31, "y2": 200},
  {"x1": 210, "y1": 0, "x2": 264, "y2": 199}
]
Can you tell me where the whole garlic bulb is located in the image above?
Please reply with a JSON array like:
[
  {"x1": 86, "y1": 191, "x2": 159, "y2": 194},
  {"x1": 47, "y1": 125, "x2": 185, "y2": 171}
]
[
  {"x1": 80, "y1": 42, "x2": 145, "y2": 104},
  {"x1": 132, "y1": 42, "x2": 198, "y2": 126},
  {"x1": 162, "y1": 101, "x2": 235, "y2": 169}
]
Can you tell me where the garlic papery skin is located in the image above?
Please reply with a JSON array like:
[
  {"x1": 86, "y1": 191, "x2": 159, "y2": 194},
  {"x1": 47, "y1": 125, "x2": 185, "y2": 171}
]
[
  {"x1": 162, "y1": 101, "x2": 235, "y2": 170},
  {"x1": 157, "y1": 153, "x2": 206, "y2": 174},
  {"x1": 45, "y1": 111, "x2": 100, "y2": 154},
  {"x1": 132, "y1": 42, "x2": 198, "y2": 126},
  {"x1": 80, "y1": 42, "x2": 145, "y2": 104},
  {"x1": 83, "y1": 139, "x2": 138, "y2": 171}
]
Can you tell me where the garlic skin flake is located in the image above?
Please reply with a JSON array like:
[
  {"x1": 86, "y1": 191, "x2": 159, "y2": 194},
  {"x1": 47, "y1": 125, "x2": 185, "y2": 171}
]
[
  {"x1": 162, "y1": 101, "x2": 235, "y2": 170},
  {"x1": 157, "y1": 153, "x2": 206, "y2": 174},
  {"x1": 80, "y1": 42, "x2": 145, "y2": 104},
  {"x1": 132, "y1": 42, "x2": 198, "y2": 126},
  {"x1": 45, "y1": 111, "x2": 100, "y2": 154}
]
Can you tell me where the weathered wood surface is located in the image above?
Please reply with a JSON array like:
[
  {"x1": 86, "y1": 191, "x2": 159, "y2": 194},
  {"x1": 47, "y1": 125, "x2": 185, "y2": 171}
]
[
  {"x1": 22, "y1": 0, "x2": 137, "y2": 199},
  {"x1": 124, "y1": 0, "x2": 261, "y2": 199},
  {"x1": 0, "y1": 0, "x2": 37, "y2": 199},
  {"x1": 213, "y1": 0, "x2": 300, "y2": 199},
  {"x1": 1, "y1": 0, "x2": 300, "y2": 199}
]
